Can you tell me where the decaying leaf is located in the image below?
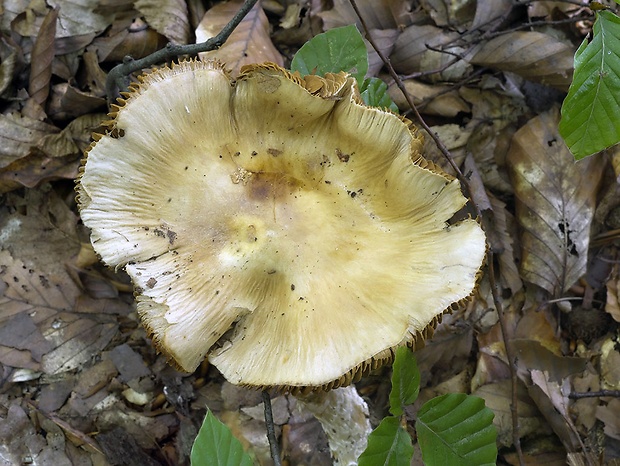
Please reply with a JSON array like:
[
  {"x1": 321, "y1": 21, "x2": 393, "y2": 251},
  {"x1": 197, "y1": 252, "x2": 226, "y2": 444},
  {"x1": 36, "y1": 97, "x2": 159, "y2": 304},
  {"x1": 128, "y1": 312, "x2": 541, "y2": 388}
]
[
  {"x1": 387, "y1": 78, "x2": 471, "y2": 117},
  {"x1": 318, "y1": 0, "x2": 405, "y2": 30},
  {"x1": 0, "y1": 187, "x2": 120, "y2": 375},
  {"x1": 24, "y1": 6, "x2": 57, "y2": 119},
  {"x1": 471, "y1": 31, "x2": 575, "y2": 89},
  {"x1": 0, "y1": 113, "x2": 59, "y2": 169},
  {"x1": 196, "y1": 0, "x2": 283, "y2": 75},
  {"x1": 507, "y1": 107, "x2": 604, "y2": 296},
  {"x1": 473, "y1": 380, "x2": 548, "y2": 448},
  {"x1": 135, "y1": 0, "x2": 190, "y2": 44},
  {"x1": 605, "y1": 269, "x2": 620, "y2": 323},
  {"x1": 596, "y1": 399, "x2": 620, "y2": 440}
]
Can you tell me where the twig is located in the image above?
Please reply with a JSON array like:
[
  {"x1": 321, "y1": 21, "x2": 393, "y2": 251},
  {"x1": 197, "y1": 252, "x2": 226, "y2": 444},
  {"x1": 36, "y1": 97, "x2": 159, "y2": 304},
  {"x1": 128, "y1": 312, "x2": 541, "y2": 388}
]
[
  {"x1": 569, "y1": 390, "x2": 620, "y2": 399},
  {"x1": 262, "y1": 390, "x2": 282, "y2": 466},
  {"x1": 348, "y1": 1, "x2": 525, "y2": 464},
  {"x1": 105, "y1": 0, "x2": 259, "y2": 100}
]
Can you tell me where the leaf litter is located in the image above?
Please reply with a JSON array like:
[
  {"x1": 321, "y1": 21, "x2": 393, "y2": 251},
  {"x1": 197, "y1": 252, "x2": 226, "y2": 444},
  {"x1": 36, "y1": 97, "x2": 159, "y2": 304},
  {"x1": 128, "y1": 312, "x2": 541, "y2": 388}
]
[{"x1": 0, "y1": 0, "x2": 620, "y2": 465}]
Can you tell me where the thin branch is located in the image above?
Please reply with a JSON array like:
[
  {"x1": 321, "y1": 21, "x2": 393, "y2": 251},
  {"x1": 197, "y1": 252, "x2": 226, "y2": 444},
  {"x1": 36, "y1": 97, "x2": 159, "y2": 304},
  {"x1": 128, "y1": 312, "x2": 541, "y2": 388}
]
[
  {"x1": 262, "y1": 390, "x2": 282, "y2": 466},
  {"x1": 569, "y1": 390, "x2": 620, "y2": 399},
  {"x1": 105, "y1": 0, "x2": 259, "y2": 100},
  {"x1": 347, "y1": 1, "x2": 525, "y2": 464}
]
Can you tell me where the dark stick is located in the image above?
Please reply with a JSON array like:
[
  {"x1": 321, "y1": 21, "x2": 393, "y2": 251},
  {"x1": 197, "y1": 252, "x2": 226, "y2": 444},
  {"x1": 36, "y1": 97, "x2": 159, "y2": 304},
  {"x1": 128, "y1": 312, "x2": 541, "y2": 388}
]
[
  {"x1": 105, "y1": 0, "x2": 259, "y2": 100},
  {"x1": 569, "y1": 390, "x2": 620, "y2": 399},
  {"x1": 347, "y1": 1, "x2": 525, "y2": 465},
  {"x1": 262, "y1": 390, "x2": 282, "y2": 466}
]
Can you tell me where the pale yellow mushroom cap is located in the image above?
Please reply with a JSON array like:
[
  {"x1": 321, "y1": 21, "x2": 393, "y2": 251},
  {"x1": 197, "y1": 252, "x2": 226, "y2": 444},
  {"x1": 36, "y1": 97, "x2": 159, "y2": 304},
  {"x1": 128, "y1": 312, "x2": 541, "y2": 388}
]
[{"x1": 77, "y1": 59, "x2": 486, "y2": 391}]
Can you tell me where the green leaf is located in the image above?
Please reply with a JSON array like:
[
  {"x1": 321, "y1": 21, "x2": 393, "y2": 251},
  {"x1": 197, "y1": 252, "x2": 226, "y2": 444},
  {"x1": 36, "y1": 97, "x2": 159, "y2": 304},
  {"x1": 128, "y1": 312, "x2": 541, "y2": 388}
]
[
  {"x1": 416, "y1": 394, "x2": 497, "y2": 466},
  {"x1": 360, "y1": 77, "x2": 399, "y2": 113},
  {"x1": 358, "y1": 416, "x2": 414, "y2": 466},
  {"x1": 559, "y1": 10, "x2": 620, "y2": 159},
  {"x1": 290, "y1": 24, "x2": 368, "y2": 84},
  {"x1": 389, "y1": 346, "x2": 420, "y2": 416},
  {"x1": 191, "y1": 410, "x2": 253, "y2": 466}
]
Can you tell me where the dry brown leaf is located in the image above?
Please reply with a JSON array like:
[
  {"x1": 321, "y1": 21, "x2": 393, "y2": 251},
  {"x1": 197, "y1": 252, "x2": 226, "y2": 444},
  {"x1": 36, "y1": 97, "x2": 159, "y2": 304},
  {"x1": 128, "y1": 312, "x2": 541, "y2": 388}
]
[
  {"x1": 0, "y1": 113, "x2": 59, "y2": 169},
  {"x1": 387, "y1": 78, "x2": 471, "y2": 117},
  {"x1": 471, "y1": 0, "x2": 512, "y2": 32},
  {"x1": 318, "y1": 0, "x2": 403, "y2": 30},
  {"x1": 135, "y1": 0, "x2": 190, "y2": 44},
  {"x1": 419, "y1": 0, "x2": 476, "y2": 27},
  {"x1": 0, "y1": 113, "x2": 103, "y2": 193},
  {"x1": 93, "y1": 18, "x2": 168, "y2": 63},
  {"x1": 0, "y1": 187, "x2": 120, "y2": 375},
  {"x1": 605, "y1": 270, "x2": 620, "y2": 323},
  {"x1": 471, "y1": 31, "x2": 574, "y2": 89},
  {"x1": 527, "y1": 375, "x2": 583, "y2": 452},
  {"x1": 473, "y1": 380, "x2": 547, "y2": 448},
  {"x1": 514, "y1": 340, "x2": 587, "y2": 382},
  {"x1": 48, "y1": 83, "x2": 107, "y2": 120},
  {"x1": 600, "y1": 338, "x2": 620, "y2": 390},
  {"x1": 391, "y1": 25, "x2": 471, "y2": 82},
  {"x1": 25, "y1": 6, "x2": 57, "y2": 118},
  {"x1": 596, "y1": 399, "x2": 620, "y2": 440},
  {"x1": 196, "y1": 1, "x2": 283, "y2": 75},
  {"x1": 507, "y1": 107, "x2": 604, "y2": 296},
  {"x1": 367, "y1": 28, "x2": 399, "y2": 77},
  {"x1": 487, "y1": 195, "x2": 523, "y2": 294},
  {"x1": 0, "y1": 37, "x2": 18, "y2": 97}
]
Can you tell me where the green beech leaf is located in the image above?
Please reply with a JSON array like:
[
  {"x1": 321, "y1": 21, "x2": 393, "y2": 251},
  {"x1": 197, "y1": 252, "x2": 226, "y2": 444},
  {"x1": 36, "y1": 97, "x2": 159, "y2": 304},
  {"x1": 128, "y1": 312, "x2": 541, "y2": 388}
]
[
  {"x1": 191, "y1": 410, "x2": 253, "y2": 466},
  {"x1": 559, "y1": 10, "x2": 620, "y2": 159},
  {"x1": 290, "y1": 24, "x2": 368, "y2": 84},
  {"x1": 389, "y1": 346, "x2": 420, "y2": 416},
  {"x1": 360, "y1": 77, "x2": 399, "y2": 113},
  {"x1": 358, "y1": 416, "x2": 414, "y2": 466},
  {"x1": 416, "y1": 394, "x2": 497, "y2": 466}
]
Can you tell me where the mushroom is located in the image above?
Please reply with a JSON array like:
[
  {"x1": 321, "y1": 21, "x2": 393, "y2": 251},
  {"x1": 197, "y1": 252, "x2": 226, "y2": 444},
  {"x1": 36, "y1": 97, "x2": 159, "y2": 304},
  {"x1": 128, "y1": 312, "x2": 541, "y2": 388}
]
[{"x1": 76, "y1": 59, "x2": 486, "y2": 392}]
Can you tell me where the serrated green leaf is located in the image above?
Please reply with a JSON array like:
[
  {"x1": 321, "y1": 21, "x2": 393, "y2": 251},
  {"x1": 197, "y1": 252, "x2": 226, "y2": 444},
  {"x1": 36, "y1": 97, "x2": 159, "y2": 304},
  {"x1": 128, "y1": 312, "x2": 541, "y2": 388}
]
[
  {"x1": 290, "y1": 25, "x2": 368, "y2": 84},
  {"x1": 389, "y1": 346, "x2": 420, "y2": 416},
  {"x1": 358, "y1": 416, "x2": 414, "y2": 466},
  {"x1": 559, "y1": 10, "x2": 620, "y2": 159},
  {"x1": 191, "y1": 410, "x2": 253, "y2": 466},
  {"x1": 416, "y1": 394, "x2": 497, "y2": 466},
  {"x1": 360, "y1": 77, "x2": 399, "y2": 112}
]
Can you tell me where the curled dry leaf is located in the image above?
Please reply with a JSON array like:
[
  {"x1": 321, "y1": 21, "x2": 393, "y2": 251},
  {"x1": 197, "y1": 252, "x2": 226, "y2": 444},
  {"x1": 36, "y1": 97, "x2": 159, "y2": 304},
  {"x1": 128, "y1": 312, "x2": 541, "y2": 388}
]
[
  {"x1": 507, "y1": 107, "x2": 604, "y2": 296},
  {"x1": 471, "y1": 31, "x2": 575, "y2": 90},
  {"x1": 196, "y1": 1, "x2": 283, "y2": 75}
]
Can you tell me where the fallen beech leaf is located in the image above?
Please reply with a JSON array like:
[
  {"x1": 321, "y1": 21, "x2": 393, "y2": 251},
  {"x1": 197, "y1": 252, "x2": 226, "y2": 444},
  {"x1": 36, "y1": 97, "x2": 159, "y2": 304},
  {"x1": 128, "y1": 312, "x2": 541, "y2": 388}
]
[
  {"x1": 196, "y1": 1, "x2": 283, "y2": 75},
  {"x1": 605, "y1": 270, "x2": 620, "y2": 323},
  {"x1": 25, "y1": 6, "x2": 57, "y2": 117},
  {"x1": 473, "y1": 380, "x2": 545, "y2": 448},
  {"x1": 0, "y1": 113, "x2": 59, "y2": 169},
  {"x1": 318, "y1": 0, "x2": 403, "y2": 30},
  {"x1": 0, "y1": 188, "x2": 119, "y2": 375},
  {"x1": 471, "y1": 31, "x2": 574, "y2": 89},
  {"x1": 387, "y1": 78, "x2": 470, "y2": 117},
  {"x1": 596, "y1": 399, "x2": 620, "y2": 440},
  {"x1": 513, "y1": 340, "x2": 586, "y2": 382},
  {"x1": 135, "y1": 0, "x2": 190, "y2": 44},
  {"x1": 507, "y1": 107, "x2": 604, "y2": 295}
]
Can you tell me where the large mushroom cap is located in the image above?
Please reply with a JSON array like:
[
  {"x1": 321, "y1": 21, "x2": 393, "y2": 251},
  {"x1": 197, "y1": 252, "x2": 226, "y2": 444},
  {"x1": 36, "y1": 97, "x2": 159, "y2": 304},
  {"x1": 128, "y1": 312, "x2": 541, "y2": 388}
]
[{"x1": 77, "y1": 59, "x2": 486, "y2": 391}]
